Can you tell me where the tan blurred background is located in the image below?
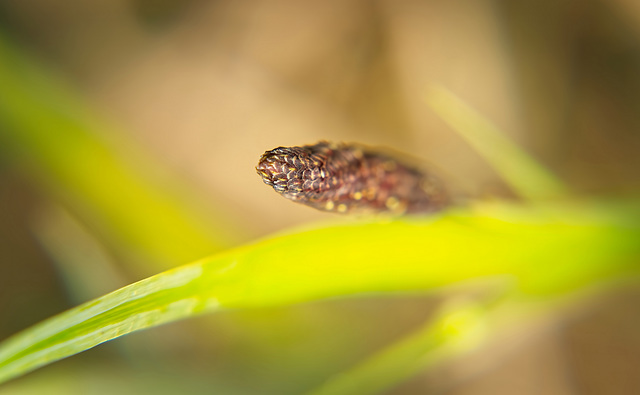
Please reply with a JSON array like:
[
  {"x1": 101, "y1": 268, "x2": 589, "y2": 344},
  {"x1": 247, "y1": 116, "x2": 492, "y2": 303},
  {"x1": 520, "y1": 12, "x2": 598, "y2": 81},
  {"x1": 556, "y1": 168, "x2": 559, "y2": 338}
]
[{"x1": 1, "y1": 0, "x2": 639, "y2": 394}]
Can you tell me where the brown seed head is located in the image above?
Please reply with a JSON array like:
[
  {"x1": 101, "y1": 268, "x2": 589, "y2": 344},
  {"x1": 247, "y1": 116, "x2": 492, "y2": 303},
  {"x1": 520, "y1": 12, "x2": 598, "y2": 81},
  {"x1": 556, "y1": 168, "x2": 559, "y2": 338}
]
[{"x1": 256, "y1": 141, "x2": 449, "y2": 215}]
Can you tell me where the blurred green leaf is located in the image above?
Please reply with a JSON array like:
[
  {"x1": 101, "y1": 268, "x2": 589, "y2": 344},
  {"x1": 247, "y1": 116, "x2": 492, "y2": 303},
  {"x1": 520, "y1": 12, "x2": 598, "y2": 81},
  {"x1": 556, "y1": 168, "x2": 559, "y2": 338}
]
[
  {"x1": 0, "y1": 33, "x2": 239, "y2": 270},
  {"x1": 426, "y1": 87, "x2": 569, "y2": 201},
  {"x1": 309, "y1": 298, "x2": 493, "y2": 395},
  {"x1": 0, "y1": 199, "x2": 637, "y2": 385}
]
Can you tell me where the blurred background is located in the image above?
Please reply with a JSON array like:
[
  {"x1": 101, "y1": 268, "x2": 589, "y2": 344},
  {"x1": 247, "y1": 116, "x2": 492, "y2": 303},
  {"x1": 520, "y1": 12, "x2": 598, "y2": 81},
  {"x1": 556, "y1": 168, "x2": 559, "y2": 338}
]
[{"x1": 0, "y1": 0, "x2": 639, "y2": 394}]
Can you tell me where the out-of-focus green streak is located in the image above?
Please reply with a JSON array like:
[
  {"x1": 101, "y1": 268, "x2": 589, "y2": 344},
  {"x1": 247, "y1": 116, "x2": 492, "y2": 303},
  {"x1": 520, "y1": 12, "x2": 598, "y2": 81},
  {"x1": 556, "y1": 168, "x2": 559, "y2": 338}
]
[
  {"x1": 0, "y1": 200, "x2": 637, "y2": 385},
  {"x1": 308, "y1": 298, "x2": 491, "y2": 395},
  {"x1": 426, "y1": 87, "x2": 569, "y2": 201},
  {"x1": 0, "y1": 33, "x2": 238, "y2": 271}
]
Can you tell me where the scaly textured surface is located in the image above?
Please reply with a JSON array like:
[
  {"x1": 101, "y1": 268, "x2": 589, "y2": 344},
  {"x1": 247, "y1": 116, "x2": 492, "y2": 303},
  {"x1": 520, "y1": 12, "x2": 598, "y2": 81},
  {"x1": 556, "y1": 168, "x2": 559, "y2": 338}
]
[{"x1": 256, "y1": 141, "x2": 449, "y2": 214}]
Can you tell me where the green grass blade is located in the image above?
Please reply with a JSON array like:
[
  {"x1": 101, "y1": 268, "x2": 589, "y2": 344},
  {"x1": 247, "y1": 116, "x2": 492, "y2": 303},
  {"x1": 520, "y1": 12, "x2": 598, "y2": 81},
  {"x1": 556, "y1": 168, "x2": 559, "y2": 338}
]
[
  {"x1": 0, "y1": 200, "x2": 638, "y2": 385},
  {"x1": 426, "y1": 87, "x2": 569, "y2": 200}
]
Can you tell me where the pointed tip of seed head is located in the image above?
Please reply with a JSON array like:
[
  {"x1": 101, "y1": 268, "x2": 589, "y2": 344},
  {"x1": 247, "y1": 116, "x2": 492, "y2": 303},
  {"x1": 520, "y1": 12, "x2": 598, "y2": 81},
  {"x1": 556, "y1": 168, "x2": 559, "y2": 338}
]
[{"x1": 256, "y1": 147, "x2": 307, "y2": 192}]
